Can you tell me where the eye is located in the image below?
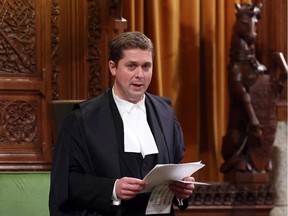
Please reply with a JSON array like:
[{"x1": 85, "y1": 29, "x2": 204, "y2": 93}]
[
  {"x1": 142, "y1": 63, "x2": 152, "y2": 71},
  {"x1": 126, "y1": 63, "x2": 137, "y2": 70}
]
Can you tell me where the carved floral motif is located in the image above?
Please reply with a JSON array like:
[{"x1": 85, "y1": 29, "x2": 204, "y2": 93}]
[{"x1": 0, "y1": 100, "x2": 38, "y2": 145}]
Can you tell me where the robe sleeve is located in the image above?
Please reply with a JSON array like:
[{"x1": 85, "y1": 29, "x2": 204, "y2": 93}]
[
  {"x1": 49, "y1": 110, "x2": 118, "y2": 215},
  {"x1": 173, "y1": 117, "x2": 186, "y2": 163}
]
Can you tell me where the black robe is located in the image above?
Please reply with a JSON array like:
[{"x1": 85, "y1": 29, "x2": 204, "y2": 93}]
[{"x1": 49, "y1": 89, "x2": 187, "y2": 216}]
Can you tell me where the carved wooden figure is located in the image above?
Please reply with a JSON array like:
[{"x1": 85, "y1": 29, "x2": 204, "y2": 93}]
[{"x1": 220, "y1": 2, "x2": 287, "y2": 175}]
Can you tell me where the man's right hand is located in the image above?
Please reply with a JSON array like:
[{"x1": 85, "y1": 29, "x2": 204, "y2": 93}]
[{"x1": 115, "y1": 177, "x2": 146, "y2": 200}]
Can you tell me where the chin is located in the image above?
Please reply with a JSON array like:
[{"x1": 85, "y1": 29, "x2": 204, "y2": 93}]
[{"x1": 129, "y1": 93, "x2": 144, "y2": 103}]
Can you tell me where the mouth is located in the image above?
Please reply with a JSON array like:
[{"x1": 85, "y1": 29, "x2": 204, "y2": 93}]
[
  {"x1": 131, "y1": 83, "x2": 144, "y2": 91},
  {"x1": 131, "y1": 83, "x2": 143, "y2": 87}
]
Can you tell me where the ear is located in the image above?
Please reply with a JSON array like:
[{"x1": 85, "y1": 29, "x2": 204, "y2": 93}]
[
  {"x1": 109, "y1": 60, "x2": 117, "y2": 76},
  {"x1": 235, "y1": 3, "x2": 241, "y2": 11}
]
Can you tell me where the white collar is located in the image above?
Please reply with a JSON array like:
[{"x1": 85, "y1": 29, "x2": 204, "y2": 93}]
[{"x1": 112, "y1": 88, "x2": 146, "y2": 116}]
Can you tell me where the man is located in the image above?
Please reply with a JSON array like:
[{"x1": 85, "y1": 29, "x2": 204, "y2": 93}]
[{"x1": 49, "y1": 31, "x2": 195, "y2": 216}]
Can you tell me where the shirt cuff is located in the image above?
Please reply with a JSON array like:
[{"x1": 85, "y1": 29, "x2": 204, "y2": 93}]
[
  {"x1": 177, "y1": 198, "x2": 184, "y2": 206},
  {"x1": 111, "y1": 179, "x2": 121, "y2": 206}
]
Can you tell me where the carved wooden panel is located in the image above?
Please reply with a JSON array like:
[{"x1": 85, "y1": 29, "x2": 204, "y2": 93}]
[
  {"x1": 0, "y1": 0, "x2": 36, "y2": 75},
  {"x1": 0, "y1": 98, "x2": 39, "y2": 146},
  {"x1": 0, "y1": 0, "x2": 51, "y2": 170},
  {"x1": 0, "y1": 95, "x2": 46, "y2": 165},
  {"x1": 0, "y1": 0, "x2": 126, "y2": 170}
]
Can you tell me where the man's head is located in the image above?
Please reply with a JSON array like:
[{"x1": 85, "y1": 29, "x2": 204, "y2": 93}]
[
  {"x1": 109, "y1": 31, "x2": 154, "y2": 67},
  {"x1": 108, "y1": 32, "x2": 154, "y2": 103}
]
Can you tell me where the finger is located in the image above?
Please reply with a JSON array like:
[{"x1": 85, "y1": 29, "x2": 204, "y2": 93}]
[
  {"x1": 173, "y1": 188, "x2": 193, "y2": 199},
  {"x1": 169, "y1": 183, "x2": 194, "y2": 200},
  {"x1": 124, "y1": 177, "x2": 146, "y2": 188},
  {"x1": 170, "y1": 184, "x2": 193, "y2": 195},
  {"x1": 171, "y1": 181, "x2": 195, "y2": 190},
  {"x1": 183, "y1": 176, "x2": 195, "y2": 182},
  {"x1": 126, "y1": 183, "x2": 144, "y2": 192}
]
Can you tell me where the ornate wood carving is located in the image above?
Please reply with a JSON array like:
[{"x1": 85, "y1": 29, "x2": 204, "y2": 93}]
[
  {"x1": 189, "y1": 183, "x2": 274, "y2": 207},
  {"x1": 0, "y1": 94, "x2": 51, "y2": 170},
  {"x1": 51, "y1": 0, "x2": 60, "y2": 100},
  {"x1": 0, "y1": 99, "x2": 39, "y2": 145},
  {"x1": 175, "y1": 183, "x2": 274, "y2": 216},
  {"x1": 0, "y1": 0, "x2": 52, "y2": 170},
  {"x1": 86, "y1": 0, "x2": 127, "y2": 98},
  {"x1": 0, "y1": 0, "x2": 36, "y2": 75},
  {"x1": 87, "y1": 0, "x2": 102, "y2": 98},
  {"x1": 220, "y1": 3, "x2": 287, "y2": 179}
]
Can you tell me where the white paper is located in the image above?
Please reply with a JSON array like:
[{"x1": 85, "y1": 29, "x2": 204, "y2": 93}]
[
  {"x1": 145, "y1": 181, "x2": 174, "y2": 215},
  {"x1": 176, "y1": 180, "x2": 210, "y2": 185},
  {"x1": 142, "y1": 161, "x2": 205, "y2": 192}
]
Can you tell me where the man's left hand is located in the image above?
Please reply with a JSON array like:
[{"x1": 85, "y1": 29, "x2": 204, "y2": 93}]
[{"x1": 168, "y1": 176, "x2": 195, "y2": 200}]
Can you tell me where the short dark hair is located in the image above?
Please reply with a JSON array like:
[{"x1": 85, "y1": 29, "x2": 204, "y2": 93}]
[{"x1": 109, "y1": 31, "x2": 154, "y2": 66}]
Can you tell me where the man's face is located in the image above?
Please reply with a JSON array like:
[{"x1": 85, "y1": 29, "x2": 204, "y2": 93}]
[{"x1": 109, "y1": 48, "x2": 153, "y2": 103}]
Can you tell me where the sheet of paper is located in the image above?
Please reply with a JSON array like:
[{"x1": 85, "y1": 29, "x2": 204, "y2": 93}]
[
  {"x1": 145, "y1": 181, "x2": 174, "y2": 215},
  {"x1": 142, "y1": 161, "x2": 205, "y2": 192},
  {"x1": 176, "y1": 180, "x2": 210, "y2": 185}
]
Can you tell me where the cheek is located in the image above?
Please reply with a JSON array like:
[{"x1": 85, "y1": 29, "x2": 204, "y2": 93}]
[
  {"x1": 116, "y1": 72, "x2": 131, "y2": 84},
  {"x1": 145, "y1": 73, "x2": 153, "y2": 82}
]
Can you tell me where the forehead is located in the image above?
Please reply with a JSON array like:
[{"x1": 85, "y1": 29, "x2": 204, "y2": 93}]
[{"x1": 121, "y1": 49, "x2": 153, "y2": 62}]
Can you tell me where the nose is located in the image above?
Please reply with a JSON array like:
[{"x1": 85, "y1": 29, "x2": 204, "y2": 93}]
[{"x1": 135, "y1": 67, "x2": 144, "y2": 78}]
